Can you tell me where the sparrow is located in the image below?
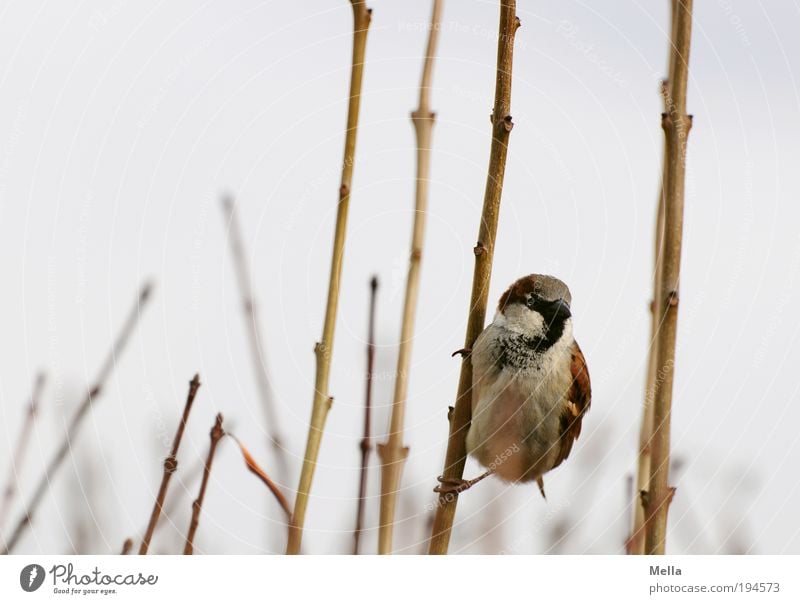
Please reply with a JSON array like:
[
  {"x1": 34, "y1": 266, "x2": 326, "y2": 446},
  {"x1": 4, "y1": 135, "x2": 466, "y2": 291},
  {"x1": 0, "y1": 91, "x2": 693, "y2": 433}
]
[{"x1": 436, "y1": 274, "x2": 591, "y2": 498}]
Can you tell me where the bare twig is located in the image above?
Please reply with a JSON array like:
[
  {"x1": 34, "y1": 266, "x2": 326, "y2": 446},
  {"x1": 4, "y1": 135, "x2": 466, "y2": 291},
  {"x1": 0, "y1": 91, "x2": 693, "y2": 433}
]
[
  {"x1": 183, "y1": 413, "x2": 225, "y2": 555},
  {"x1": 227, "y1": 434, "x2": 292, "y2": 520},
  {"x1": 139, "y1": 374, "x2": 202, "y2": 554},
  {"x1": 286, "y1": 0, "x2": 372, "y2": 555},
  {"x1": 643, "y1": 0, "x2": 693, "y2": 555},
  {"x1": 0, "y1": 372, "x2": 45, "y2": 534},
  {"x1": 1, "y1": 282, "x2": 153, "y2": 555},
  {"x1": 428, "y1": 0, "x2": 520, "y2": 555},
  {"x1": 353, "y1": 276, "x2": 378, "y2": 554},
  {"x1": 220, "y1": 196, "x2": 289, "y2": 484},
  {"x1": 120, "y1": 538, "x2": 133, "y2": 555},
  {"x1": 377, "y1": 0, "x2": 443, "y2": 555},
  {"x1": 629, "y1": 77, "x2": 671, "y2": 556}
]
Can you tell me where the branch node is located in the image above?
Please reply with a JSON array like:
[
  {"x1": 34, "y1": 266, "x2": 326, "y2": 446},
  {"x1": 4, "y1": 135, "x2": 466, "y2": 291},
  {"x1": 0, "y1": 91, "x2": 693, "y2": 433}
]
[
  {"x1": 210, "y1": 413, "x2": 225, "y2": 441},
  {"x1": 163, "y1": 455, "x2": 178, "y2": 474},
  {"x1": 667, "y1": 290, "x2": 679, "y2": 306},
  {"x1": 473, "y1": 242, "x2": 487, "y2": 256}
]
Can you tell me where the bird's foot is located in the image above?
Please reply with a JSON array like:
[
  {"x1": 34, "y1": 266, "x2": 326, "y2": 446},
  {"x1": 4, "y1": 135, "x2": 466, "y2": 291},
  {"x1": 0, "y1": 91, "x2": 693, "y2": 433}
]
[
  {"x1": 434, "y1": 470, "x2": 493, "y2": 495},
  {"x1": 434, "y1": 476, "x2": 472, "y2": 495},
  {"x1": 451, "y1": 348, "x2": 472, "y2": 358}
]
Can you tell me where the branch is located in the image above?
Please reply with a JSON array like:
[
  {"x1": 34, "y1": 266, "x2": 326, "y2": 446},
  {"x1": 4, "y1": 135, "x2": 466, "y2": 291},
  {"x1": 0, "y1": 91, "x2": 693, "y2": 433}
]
[
  {"x1": 643, "y1": 0, "x2": 693, "y2": 555},
  {"x1": 428, "y1": 0, "x2": 520, "y2": 554},
  {"x1": 286, "y1": 0, "x2": 372, "y2": 555},
  {"x1": 120, "y1": 538, "x2": 133, "y2": 555},
  {"x1": 139, "y1": 373, "x2": 202, "y2": 554},
  {"x1": 220, "y1": 196, "x2": 289, "y2": 484},
  {"x1": 631, "y1": 0, "x2": 681, "y2": 554},
  {"x1": 377, "y1": 0, "x2": 443, "y2": 555},
  {"x1": 353, "y1": 276, "x2": 378, "y2": 554},
  {"x1": 1, "y1": 282, "x2": 153, "y2": 555},
  {"x1": 629, "y1": 77, "x2": 670, "y2": 556},
  {"x1": 0, "y1": 372, "x2": 45, "y2": 535},
  {"x1": 183, "y1": 413, "x2": 225, "y2": 555}
]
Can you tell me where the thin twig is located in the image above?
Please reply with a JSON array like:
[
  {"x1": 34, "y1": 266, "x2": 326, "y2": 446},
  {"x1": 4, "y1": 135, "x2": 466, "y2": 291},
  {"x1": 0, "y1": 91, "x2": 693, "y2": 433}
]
[
  {"x1": 377, "y1": 0, "x2": 443, "y2": 555},
  {"x1": 1, "y1": 282, "x2": 153, "y2": 555},
  {"x1": 428, "y1": 0, "x2": 520, "y2": 555},
  {"x1": 139, "y1": 374, "x2": 202, "y2": 554},
  {"x1": 220, "y1": 196, "x2": 289, "y2": 485},
  {"x1": 0, "y1": 372, "x2": 45, "y2": 535},
  {"x1": 286, "y1": 0, "x2": 372, "y2": 555},
  {"x1": 353, "y1": 276, "x2": 378, "y2": 554},
  {"x1": 643, "y1": 0, "x2": 693, "y2": 555},
  {"x1": 183, "y1": 413, "x2": 225, "y2": 555},
  {"x1": 120, "y1": 538, "x2": 133, "y2": 555}
]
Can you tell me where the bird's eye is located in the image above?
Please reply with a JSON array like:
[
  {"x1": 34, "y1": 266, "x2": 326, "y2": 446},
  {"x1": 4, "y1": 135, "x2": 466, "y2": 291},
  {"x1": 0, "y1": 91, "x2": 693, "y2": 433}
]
[{"x1": 526, "y1": 296, "x2": 537, "y2": 310}]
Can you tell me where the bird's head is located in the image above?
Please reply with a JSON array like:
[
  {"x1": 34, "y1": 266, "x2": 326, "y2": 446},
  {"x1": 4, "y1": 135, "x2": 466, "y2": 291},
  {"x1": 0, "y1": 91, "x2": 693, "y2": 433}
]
[{"x1": 494, "y1": 274, "x2": 573, "y2": 345}]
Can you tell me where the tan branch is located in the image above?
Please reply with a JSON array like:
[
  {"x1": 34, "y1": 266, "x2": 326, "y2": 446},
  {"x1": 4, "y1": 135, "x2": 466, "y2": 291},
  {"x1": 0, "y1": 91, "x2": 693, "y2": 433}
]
[
  {"x1": 377, "y1": 0, "x2": 443, "y2": 555},
  {"x1": 286, "y1": 0, "x2": 372, "y2": 554},
  {"x1": 629, "y1": 76, "x2": 670, "y2": 555},
  {"x1": 643, "y1": 0, "x2": 693, "y2": 555},
  {"x1": 428, "y1": 0, "x2": 520, "y2": 554}
]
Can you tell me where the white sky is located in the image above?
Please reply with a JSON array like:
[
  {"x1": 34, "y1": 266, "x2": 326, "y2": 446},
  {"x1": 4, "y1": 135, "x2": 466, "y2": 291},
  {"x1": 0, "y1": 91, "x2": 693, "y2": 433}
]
[{"x1": 1, "y1": 0, "x2": 799, "y2": 554}]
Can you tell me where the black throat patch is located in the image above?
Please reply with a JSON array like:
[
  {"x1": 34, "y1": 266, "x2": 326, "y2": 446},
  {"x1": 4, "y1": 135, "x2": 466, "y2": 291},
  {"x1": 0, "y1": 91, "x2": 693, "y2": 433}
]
[{"x1": 494, "y1": 333, "x2": 553, "y2": 370}]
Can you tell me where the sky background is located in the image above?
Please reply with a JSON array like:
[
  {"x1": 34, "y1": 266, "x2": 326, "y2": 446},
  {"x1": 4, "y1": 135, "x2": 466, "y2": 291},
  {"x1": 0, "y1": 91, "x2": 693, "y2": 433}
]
[{"x1": 1, "y1": 0, "x2": 799, "y2": 554}]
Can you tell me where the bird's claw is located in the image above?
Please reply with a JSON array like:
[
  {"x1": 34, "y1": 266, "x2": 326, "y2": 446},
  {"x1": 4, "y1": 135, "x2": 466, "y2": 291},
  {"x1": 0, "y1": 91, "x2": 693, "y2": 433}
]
[{"x1": 434, "y1": 475, "x2": 472, "y2": 495}]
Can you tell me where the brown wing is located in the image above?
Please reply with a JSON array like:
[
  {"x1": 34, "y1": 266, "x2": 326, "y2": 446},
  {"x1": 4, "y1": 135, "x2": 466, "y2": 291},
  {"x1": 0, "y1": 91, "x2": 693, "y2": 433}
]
[{"x1": 552, "y1": 341, "x2": 592, "y2": 470}]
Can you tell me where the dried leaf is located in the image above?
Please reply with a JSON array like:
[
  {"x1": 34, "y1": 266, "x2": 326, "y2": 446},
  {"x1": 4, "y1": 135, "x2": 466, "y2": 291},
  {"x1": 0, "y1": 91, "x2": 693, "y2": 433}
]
[{"x1": 229, "y1": 435, "x2": 292, "y2": 520}]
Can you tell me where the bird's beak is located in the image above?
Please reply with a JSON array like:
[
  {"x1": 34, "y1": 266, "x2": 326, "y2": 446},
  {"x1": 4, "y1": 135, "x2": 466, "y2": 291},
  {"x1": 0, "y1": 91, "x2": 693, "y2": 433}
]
[{"x1": 553, "y1": 298, "x2": 571, "y2": 321}]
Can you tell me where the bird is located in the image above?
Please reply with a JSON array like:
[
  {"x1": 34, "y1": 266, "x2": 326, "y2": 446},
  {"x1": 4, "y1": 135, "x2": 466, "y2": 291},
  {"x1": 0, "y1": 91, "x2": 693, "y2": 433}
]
[{"x1": 436, "y1": 274, "x2": 591, "y2": 499}]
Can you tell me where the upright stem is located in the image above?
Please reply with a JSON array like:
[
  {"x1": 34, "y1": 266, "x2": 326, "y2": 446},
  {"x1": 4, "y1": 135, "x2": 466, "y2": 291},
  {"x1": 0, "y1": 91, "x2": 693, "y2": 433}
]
[
  {"x1": 428, "y1": 0, "x2": 519, "y2": 554},
  {"x1": 629, "y1": 78, "x2": 670, "y2": 555},
  {"x1": 183, "y1": 413, "x2": 225, "y2": 555},
  {"x1": 643, "y1": 0, "x2": 693, "y2": 555},
  {"x1": 353, "y1": 276, "x2": 378, "y2": 554},
  {"x1": 286, "y1": 0, "x2": 371, "y2": 554},
  {"x1": 0, "y1": 372, "x2": 45, "y2": 534},
  {"x1": 631, "y1": 1, "x2": 680, "y2": 554},
  {"x1": 1, "y1": 283, "x2": 152, "y2": 555},
  {"x1": 139, "y1": 374, "x2": 202, "y2": 554},
  {"x1": 221, "y1": 196, "x2": 289, "y2": 485},
  {"x1": 377, "y1": 0, "x2": 443, "y2": 555}
]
